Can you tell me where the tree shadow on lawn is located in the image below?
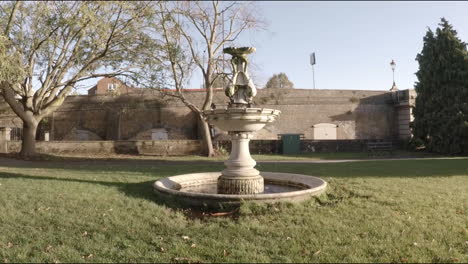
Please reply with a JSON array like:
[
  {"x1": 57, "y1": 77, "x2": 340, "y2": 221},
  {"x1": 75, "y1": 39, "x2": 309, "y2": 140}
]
[
  {"x1": 1, "y1": 157, "x2": 467, "y2": 218},
  {"x1": 258, "y1": 158, "x2": 468, "y2": 178},
  {"x1": 1, "y1": 153, "x2": 467, "y2": 178},
  {"x1": 0, "y1": 171, "x2": 238, "y2": 217},
  {"x1": 1, "y1": 157, "x2": 467, "y2": 179},
  {"x1": 0, "y1": 152, "x2": 224, "y2": 166}
]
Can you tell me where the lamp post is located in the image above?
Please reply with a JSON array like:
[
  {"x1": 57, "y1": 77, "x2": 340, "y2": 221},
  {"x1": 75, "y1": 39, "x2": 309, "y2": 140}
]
[{"x1": 390, "y1": 59, "x2": 398, "y2": 91}]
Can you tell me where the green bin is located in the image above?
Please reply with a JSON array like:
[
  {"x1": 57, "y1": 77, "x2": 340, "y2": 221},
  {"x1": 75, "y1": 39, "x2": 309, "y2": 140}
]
[{"x1": 280, "y1": 134, "x2": 302, "y2": 155}]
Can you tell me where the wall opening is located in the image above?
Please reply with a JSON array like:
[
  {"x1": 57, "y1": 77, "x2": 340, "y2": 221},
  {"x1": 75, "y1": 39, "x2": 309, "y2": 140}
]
[
  {"x1": 312, "y1": 123, "x2": 338, "y2": 140},
  {"x1": 151, "y1": 128, "x2": 169, "y2": 140}
]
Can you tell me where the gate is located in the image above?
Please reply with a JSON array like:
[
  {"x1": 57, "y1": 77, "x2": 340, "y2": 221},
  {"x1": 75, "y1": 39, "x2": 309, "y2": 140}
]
[{"x1": 10, "y1": 127, "x2": 23, "y2": 141}]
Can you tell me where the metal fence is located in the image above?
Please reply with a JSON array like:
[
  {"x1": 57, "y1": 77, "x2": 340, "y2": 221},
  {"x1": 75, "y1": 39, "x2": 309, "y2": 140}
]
[{"x1": 10, "y1": 127, "x2": 22, "y2": 141}]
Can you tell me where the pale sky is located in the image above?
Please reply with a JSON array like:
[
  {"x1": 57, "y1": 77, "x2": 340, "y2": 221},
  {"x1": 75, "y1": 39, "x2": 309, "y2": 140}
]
[
  {"x1": 190, "y1": 1, "x2": 468, "y2": 91},
  {"x1": 78, "y1": 1, "x2": 468, "y2": 93}
]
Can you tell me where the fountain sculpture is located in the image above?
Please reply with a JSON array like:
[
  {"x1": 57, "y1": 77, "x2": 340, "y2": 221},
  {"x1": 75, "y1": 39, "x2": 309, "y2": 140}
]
[{"x1": 153, "y1": 47, "x2": 327, "y2": 207}]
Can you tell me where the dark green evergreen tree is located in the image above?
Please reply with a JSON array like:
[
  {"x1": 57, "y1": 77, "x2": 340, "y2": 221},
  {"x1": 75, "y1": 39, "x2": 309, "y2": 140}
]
[{"x1": 413, "y1": 18, "x2": 468, "y2": 154}]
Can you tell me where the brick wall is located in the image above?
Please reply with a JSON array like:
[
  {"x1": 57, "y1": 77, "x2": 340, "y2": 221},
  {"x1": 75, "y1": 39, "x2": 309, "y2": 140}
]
[{"x1": 1, "y1": 88, "x2": 415, "y2": 142}]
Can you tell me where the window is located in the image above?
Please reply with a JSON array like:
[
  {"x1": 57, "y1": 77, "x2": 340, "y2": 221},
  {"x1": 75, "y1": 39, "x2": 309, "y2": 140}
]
[{"x1": 108, "y1": 83, "x2": 117, "y2": 91}]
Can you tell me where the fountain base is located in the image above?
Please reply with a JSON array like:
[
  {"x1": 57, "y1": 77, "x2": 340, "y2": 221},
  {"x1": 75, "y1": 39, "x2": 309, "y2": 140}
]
[
  {"x1": 153, "y1": 172, "x2": 327, "y2": 208},
  {"x1": 217, "y1": 175, "x2": 264, "y2": 194}
]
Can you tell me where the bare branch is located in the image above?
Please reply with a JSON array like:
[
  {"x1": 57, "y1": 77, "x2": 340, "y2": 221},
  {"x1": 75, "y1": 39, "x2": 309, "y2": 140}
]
[{"x1": 4, "y1": 1, "x2": 20, "y2": 36}]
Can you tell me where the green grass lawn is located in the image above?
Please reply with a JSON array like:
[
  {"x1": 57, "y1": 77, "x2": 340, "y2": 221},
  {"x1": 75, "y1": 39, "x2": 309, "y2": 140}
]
[
  {"x1": 0, "y1": 156, "x2": 467, "y2": 263},
  {"x1": 22, "y1": 149, "x2": 442, "y2": 162}
]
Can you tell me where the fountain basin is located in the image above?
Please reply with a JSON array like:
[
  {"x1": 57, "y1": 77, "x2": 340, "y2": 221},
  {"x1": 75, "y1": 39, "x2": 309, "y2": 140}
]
[
  {"x1": 223, "y1": 46, "x2": 256, "y2": 56},
  {"x1": 153, "y1": 172, "x2": 327, "y2": 208},
  {"x1": 204, "y1": 108, "x2": 280, "y2": 132}
]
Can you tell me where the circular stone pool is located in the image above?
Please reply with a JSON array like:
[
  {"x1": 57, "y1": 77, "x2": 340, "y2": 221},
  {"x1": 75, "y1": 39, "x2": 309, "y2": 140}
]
[{"x1": 153, "y1": 172, "x2": 327, "y2": 208}]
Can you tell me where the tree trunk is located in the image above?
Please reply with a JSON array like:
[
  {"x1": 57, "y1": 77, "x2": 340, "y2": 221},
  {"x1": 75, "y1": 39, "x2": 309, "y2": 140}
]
[
  {"x1": 198, "y1": 114, "x2": 214, "y2": 157},
  {"x1": 20, "y1": 118, "x2": 39, "y2": 158}
]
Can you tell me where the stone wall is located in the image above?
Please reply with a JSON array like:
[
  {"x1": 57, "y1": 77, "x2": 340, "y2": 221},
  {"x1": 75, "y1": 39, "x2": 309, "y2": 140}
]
[
  {"x1": 1, "y1": 88, "x2": 414, "y2": 141},
  {"x1": 252, "y1": 89, "x2": 397, "y2": 140},
  {"x1": 6, "y1": 140, "x2": 201, "y2": 156},
  {"x1": 6, "y1": 138, "x2": 398, "y2": 156},
  {"x1": 45, "y1": 94, "x2": 198, "y2": 141}
]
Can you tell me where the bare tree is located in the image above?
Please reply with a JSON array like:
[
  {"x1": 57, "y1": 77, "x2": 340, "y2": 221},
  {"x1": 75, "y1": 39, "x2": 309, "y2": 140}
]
[
  {"x1": 0, "y1": 1, "x2": 154, "y2": 157},
  {"x1": 147, "y1": 1, "x2": 263, "y2": 157}
]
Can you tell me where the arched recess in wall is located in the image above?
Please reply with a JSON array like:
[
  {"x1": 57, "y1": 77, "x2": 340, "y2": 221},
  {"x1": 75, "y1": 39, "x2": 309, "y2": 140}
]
[
  {"x1": 312, "y1": 123, "x2": 338, "y2": 140},
  {"x1": 63, "y1": 128, "x2": 102, "y2": 141},
  {"x1": 131, "y1": 128, "x2": 169, "y2": 140}
]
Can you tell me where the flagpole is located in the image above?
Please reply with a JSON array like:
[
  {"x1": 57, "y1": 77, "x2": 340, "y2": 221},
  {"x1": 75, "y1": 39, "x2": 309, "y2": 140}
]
[
  {"x1": 310, "y1": 52, "x2": 316, "y2": 89},
  {"x1": 312, "y1": 65, "x2": 315, "y2": 89}
]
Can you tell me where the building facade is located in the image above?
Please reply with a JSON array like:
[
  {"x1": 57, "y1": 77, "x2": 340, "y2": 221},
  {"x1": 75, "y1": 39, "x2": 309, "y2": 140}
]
[{"x1": 87, "y1": 77, "x2": 136, "y2": 95}]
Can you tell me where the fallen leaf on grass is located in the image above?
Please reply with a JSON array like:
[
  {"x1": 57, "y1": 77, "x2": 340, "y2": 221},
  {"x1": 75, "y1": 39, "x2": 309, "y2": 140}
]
[
  {"x1": 159, "y1": 247, "x2": 165, "y2": 252},
  {"x1": 6, "y1": 242, "x2": 13, "y2": 248},
  {"x1": 182, "y1": 235, "x2": 190, "y2": 240},
  {"x1": 450, "y1": 258, "x2": 459, "y2": 262},
  {"x1": 223, "y1": 249, "x2": 230, "y2": 256},
  {"x1": 313, "y1": 250, "x2": 321, "y2": 256},
  {"x1": 174, "y1": 257, "x2": 190, "y2": 261},
  {"x1": 81, "y1": 254, "x2": 93, "y2": 259},
  {"x1": 35, "y1": 207, "x2": 51, "y2": 211},
  {"x1": 82, "y1": 231, "x2": 89, "y2": 237},
  {"x1": 210, "y1": 211, "x2": 234, "y2": 217},
  {"x1": 191, "y1": 243, "x2": 196, "y2": 248}
]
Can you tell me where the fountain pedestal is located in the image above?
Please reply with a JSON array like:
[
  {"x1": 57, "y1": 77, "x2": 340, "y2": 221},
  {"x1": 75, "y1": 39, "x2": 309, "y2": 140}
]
[
  {"x1": 204, "y1": 108, "x2": 280, "y2": 195},
  {"x1": 218, "y1": 132, "x2": 263, "y2": 194},
  {"x1": 153, "y1": 46, "x2": 327, "y2": 207}
]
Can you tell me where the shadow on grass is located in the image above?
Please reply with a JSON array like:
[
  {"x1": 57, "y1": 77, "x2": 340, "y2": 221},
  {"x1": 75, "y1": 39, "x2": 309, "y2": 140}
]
[
  {"x1": 0, "y1": 171, "x2": 239, "y2": 218},
  {"x1": 258, "y1": 158, "x2": 468, "y2": 178},
  {"x1": 0, "y1": 153, "x2": 225, "y2": 174},
  {"x1": 265, "y1": 150, "x2": 448, "y2": 160},
  {"x1": 1, "y1": 156, "x2": 467, "y2": 219},
  {"x1": 0, "y1": 152, "x2": 225, "y2": 164},
  {"x1": 1, "y1": 154, "x2": 468, "y2": 178}
]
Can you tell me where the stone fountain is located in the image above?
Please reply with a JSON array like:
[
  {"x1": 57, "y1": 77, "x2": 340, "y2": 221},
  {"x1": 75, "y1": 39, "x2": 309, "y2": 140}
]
[{"x1": 153, "y1": 47, "x2": 327, "y2": 208}]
